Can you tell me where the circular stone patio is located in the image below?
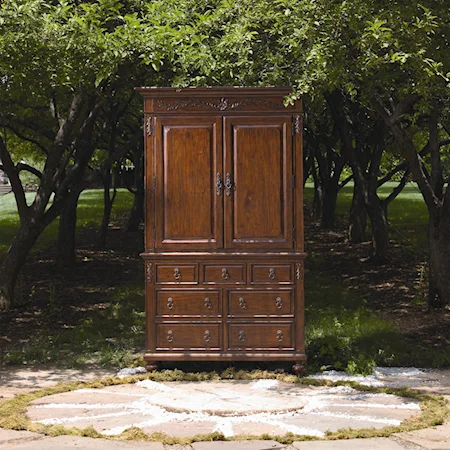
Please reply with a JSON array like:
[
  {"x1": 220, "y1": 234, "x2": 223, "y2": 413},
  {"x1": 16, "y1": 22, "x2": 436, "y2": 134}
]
[{"x1": 27, "y1": 379, "x2": 422, "y2": 439}]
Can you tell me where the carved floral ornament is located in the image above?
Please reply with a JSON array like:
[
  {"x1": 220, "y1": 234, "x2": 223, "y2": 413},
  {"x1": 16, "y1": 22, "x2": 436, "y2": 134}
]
[
  {"x1": 146, "y1": 116, "x2": 155, "y2": 136},
  {"x1": 155, "y1": 97, "x2": 287, "y2": 112},
  {"x1": 293, "y1": 114, "x2": 302, "y2": 135},
  {"x1": 296, "y1": 262, "x2": 304, "y2": 281},
  {"x1": 146, "y1": 262, "x2": 153, "y2": 283}
]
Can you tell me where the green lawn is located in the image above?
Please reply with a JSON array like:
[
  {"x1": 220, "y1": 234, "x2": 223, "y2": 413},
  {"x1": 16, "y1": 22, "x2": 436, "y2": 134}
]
[
  {"x1": 1, "y1": 185, "x2": 448, "y2": 372},
  {"x1": 304, "y1": 181, "x2": 429, "y2": 251}
]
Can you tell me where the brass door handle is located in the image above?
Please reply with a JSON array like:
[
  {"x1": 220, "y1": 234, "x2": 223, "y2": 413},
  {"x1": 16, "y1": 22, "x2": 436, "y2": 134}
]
[
  {"x1": 204, "y1": 297, "x2": 212, "y2": 309},
  {"x1": 269, "y1": 268, "x2": 276, "y2": 280},
  {"x1": 174, "y1": 268, "x2": 181, "y2": 280},
  {"x1": 216, "y1": 173, "x2": 222, "y2": 196},
  {"x1": 239, "y1": 297, "x2": 247, "y2": 309},
  {"x1": 275, "y1": 297, "x2": 283, "y2": 309},
  {"x1": 167, "y1": 297, "x2": 174, "y2": 309},
  {"x1": 221, "y1": 268, "x2": 229, "y2": 279},
  {"x1": 238, "y1": 330, "x2": 246, "y2": 342}
]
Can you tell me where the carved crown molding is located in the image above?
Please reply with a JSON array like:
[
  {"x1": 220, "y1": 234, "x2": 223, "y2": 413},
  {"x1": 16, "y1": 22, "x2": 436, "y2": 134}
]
[{"x1": 156, "y1": 97, "x2": 287, "y2": 112}]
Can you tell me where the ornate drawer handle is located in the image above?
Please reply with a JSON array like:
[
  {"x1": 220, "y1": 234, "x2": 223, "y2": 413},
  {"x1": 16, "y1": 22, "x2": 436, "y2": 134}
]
[
  {"x1": 204, "y1": 297, "x2": 212, "y2": 309},
  {"x1": 174, "y1": 268, "x2": 181, "y2": 280},
  {"x1": 277, "y1": 330, "x2": 283, "y2": 342},
  {"x1": 216, "y1": 173, "x2": 222, "y2": 196},
  {"x1": 167, "y1": 297, "x2": 174, "y2": 309},
  {"x1": 204, "y1": 330, "x2": 211, "y2": 343},
  {"x1": 239, "y1": 297, "x2": 247, "y2": 309},
  {"x1": 225, "y1": 173, "x2": 233, "y2": 196},
  {"x1": 275, "y1": 297, "x2": 283, "y2": 309},
  {"x1": 167, "y1": 330, "x2": 173, "y2": 343},
  {"x1": 238, "y1": 330, "x2": 246, "y2": 342},
  {"x1": 221, "y1": 268, "x2": 229, "y2": 279},
  {"x1": 269, "y1": 267, "x2": 276, "y2": 280}
]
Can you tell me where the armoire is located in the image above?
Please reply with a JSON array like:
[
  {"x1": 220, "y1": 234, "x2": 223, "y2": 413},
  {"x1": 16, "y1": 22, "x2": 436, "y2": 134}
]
[{"x1": 137, "y1": 87, "x2": 306, "y2": 374}]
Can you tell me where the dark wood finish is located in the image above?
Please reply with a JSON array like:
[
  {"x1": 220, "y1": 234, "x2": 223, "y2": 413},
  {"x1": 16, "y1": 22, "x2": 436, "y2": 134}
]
[
  {"x1": 139, "y1": 87, "x2": 306, "y2": 373},
  {"x1": 156, "y1": 290, "x2": 220, "y2": 316},
  {"x1": 228, "y1": 290, "x2": 293, "y2": 316},
  {"x1": 155, "y1": 264, "x2": 197, "y2": 284},
  {"x1": 156, "y1": 323, "x2": 221, "y2": 350},
  {"x1": 224, "y1": 117, "x2": 293, "y2": 249},
  {"x1": 251, "y1": 264, "x2": 293, "y2": 284},
  {"x1": 203, "y1": 264, "x2": 246, "y2": 284},
  {"x1": 228, "y1": 323, "x2": 294, "y2": 350}
]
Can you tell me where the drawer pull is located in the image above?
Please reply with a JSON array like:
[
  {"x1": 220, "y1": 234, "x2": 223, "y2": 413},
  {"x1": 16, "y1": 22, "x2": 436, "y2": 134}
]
[
  {"x1": 204, "y1": 330, "x2": 211, "y2": 343},
  {"x1": 221, "y1": 268, "x2": 229, "y2": 279},
  {"x1": 269, "y1": 267, "x2": 276, "y2": 280},
  {"x1": 239, "y1": 297, "x2": 247, "y2": 309},
  {"x1": 204, "y1": 297, "x2": 212, "y2": 309},
  {"x1": 167, "y1": 330, "x2": 173, "y2": 343},
  {"x1": 275, "y1": 297, "x2": 283, "y2": 309},
  {"x1": 173, "y1": 268, "x2": 181, "y2": 280},
  {"x1": 167, "y1": 297, "x2": 174, "y2": 309},
  {"x1": 277, "y1": 330, "x2": 283, "y2": 342},
  {"x1": 238, "y1": 330, "x2": 246, "y2": 342}
]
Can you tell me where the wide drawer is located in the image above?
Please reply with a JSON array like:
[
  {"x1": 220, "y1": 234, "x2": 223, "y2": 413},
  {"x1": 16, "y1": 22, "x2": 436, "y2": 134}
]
[
  {"x1": 203, "y1": 264, "x2": 246, "y2": 284},
  {"x1": 228, "y1": 323, "x2": 293, "y2": 350},
  {"x1": 155, "y1": 264, "x2": 198, "y2": 284},
  {"x1": 228, "y1": 290, "x2": 293, "y2": 316},
  {"x1": 156, "y1": 290, "x2": 220, "y2": 316},
  {"x1": 156, "y1": 324, "x2": 221, "y2": 350},
  {"x1": 251, "y1": 264, "x2": 293, "y2": 284}
]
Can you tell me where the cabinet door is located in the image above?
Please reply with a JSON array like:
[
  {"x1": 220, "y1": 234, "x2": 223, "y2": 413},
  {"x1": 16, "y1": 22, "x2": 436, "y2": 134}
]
[
  {"x1": 155, "y1": 117, "x2": 223, "y2": 250},
  {"x1": 224, "y1": 116, "x2": 293, "y2": 249}
]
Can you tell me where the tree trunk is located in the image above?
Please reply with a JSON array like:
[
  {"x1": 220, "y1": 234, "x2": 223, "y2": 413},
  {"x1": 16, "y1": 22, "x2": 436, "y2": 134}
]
[
  {"x1": 0, "y1": 222, "x2": 45, "y2": 310},
  {"x1": 97, "y1": 169, "x2": 116, "y2": 249},
  {"x1": 365, "y1": 194, "x2": 389, "y2": 261},
  {"x1": 428, "y1": 209, "x2": 450, "y2": 308},
  {"x1": 127, "y1": 149, "x2": 144, "y2": 232},
  {"x1": 57, "y1": 187, "x2": 83, "y2": 266},
  {"x1": 348, "y1": 183, "x2": 366, "y2": 243},
  {"x1": 321, "y1": 181, "x2": 339, "y2": 229}
]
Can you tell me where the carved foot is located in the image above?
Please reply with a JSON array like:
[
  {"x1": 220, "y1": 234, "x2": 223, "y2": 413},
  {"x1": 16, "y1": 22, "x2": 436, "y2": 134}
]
[
  {"x1": 145, "y1": 362, "x2": 160, "y2": 372},
  {"x1": 292, "y1": 361, "x2": 306, "y2": 377}
]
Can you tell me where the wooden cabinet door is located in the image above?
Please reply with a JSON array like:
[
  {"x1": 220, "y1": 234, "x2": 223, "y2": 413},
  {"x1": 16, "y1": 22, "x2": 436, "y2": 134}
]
[
  {"x1": 155, "y1": 117, "x2": 223, "y2": 250},
  {"x1": 224, "y1": 116, "x2": 293, "y2": 250}
]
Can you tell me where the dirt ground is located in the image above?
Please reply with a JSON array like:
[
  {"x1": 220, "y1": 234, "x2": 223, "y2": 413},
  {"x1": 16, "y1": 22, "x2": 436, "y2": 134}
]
[{"x1": 1, "y1": 212, "x2": 449, "y2": 360}]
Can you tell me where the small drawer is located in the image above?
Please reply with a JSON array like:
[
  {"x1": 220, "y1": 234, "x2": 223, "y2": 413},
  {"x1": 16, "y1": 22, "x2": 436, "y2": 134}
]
[
  {"x1": 156, "y1": 324, "x2": 221, "y2": 350},
  {"x1": 156, "y1": 291, "x2": 220, "y2": 316},
  {"x1": 228, "y1": 290, "x2": 293, "y2": 316},
  {"x1": 203, "y1": 264, "x2": 246, "y2": 284},
  {"x1": 155, "y1": 264, "x2": 197, "y2": 284},
  {"x1": 228, "y1": 323, "x2": 293, "y2": 350},
  {"x1": 251, "y1": 264, "x2": 293, "y2": 284}
]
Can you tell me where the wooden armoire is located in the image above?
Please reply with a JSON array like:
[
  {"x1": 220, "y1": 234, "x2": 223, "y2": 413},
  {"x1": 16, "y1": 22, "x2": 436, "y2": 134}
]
[{"x1": 138, "y1": 87, "x2": 306, "y2": 374}]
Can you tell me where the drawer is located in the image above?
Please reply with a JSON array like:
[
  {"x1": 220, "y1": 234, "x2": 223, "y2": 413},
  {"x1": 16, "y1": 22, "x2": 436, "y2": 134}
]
[
  {"x1": 228, "y1": 290, "x2": 293, "y2": 316},
  {"x1": 203, "y1": 264, "x2": 246, "y2": 284},
  {"x1": 228, "y1": 323, "x2": 293, "y2": 350},
  {"x1": 251, "y1": 264, "x2": 293, "y2": 284},
  {"x1": 156, "y1": 291, "x2": 220, "y2": 316},
  {"x1": 156, "y1": 324, "x2": 221, "y2": 350},
  {"x1": 155, "y1": 264, "x2": 197, "y2": 284}
]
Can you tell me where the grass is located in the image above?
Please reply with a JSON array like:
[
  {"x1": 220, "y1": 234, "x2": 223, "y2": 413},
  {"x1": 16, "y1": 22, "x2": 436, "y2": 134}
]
[
  {"x1": 304, "y1": 181, "x2": 430, "y2": 252},
  {"x1": 1, "y1": 184, "x2": 448, "y2": 372},
  {"x1": 0, "y1": 189, "x2": 133, "y2": 259}
]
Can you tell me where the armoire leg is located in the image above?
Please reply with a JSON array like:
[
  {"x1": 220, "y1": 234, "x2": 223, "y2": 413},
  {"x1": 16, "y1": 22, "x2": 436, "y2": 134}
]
[
  {"x1": 292, "y1": 361, "x2": 306, "y2": 376},
  {"x1": 145, "y1": 362, "x2": 160, "y2": 372}
]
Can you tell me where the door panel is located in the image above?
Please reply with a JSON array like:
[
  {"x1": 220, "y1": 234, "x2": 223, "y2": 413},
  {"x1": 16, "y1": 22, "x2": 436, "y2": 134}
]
[
  {"x1": 224, "y1": 117, "x2": 293, "y2": 249},
  {"x1": 155, "y1": 117, "x2": 223, "y2": 249}
]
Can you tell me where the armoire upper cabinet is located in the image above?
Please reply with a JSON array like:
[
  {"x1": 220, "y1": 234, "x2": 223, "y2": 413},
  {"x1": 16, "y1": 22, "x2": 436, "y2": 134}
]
[{"x1": 142, "y1": 87, "x2": 302, "y2": 253}]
